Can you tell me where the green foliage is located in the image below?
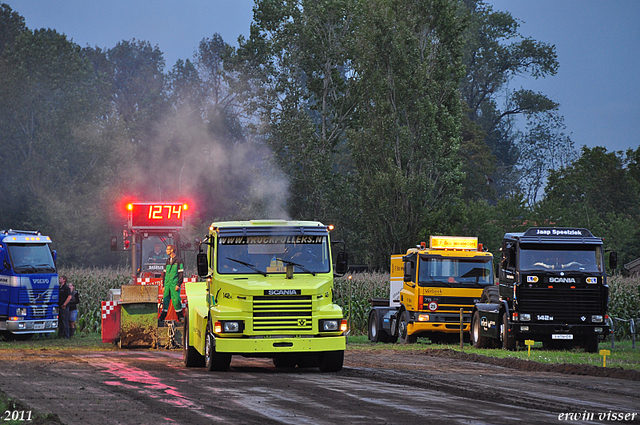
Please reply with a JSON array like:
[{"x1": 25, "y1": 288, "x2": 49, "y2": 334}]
[
  {"x1": 608, "y1": 275, "x2": 640, "y2": 340},
  {"x1": 334, "y1": 272, "x2": 389, "y2": 334},
  {"x1": 59, "y1": 267, "x2": 131, "y2": 333},
  {"x1": 348, "y1": 0, "x2": 466, "y2": 267}
]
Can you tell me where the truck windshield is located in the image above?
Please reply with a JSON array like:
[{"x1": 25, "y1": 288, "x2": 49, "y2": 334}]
[
  {"x1": 217, "y1": 235, "x2": 331, "y2": 275},
  {"x1": 518, "y1": 244, "x2": 602, "y2": 272},
  {"x1": 7, "y1": 243, "x2": 56, "y2": 274},
  {"x1": 141, "y1": 236, "x2": 173, "y2": 273},
  {"x1": 418, "y1": 256, "x2": 493, "y2": 287}
]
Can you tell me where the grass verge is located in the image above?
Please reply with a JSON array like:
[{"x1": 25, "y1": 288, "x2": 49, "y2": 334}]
[{"x1": 347, "y1": 335, "x2": 640, "y2": 371}]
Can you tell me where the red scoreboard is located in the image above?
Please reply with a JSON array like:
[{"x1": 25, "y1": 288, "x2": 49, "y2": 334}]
[{"x1": 127, "y1": 203, "x2": 188, "y2": 229}]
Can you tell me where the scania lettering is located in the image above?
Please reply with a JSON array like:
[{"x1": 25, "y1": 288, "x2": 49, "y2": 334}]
[
  {"x1": 368, "y1": 236, "x2": 494, "y2": 344},
  {"x1": 471, "y1": 227, "x2": 615, "y2": 352},
  {"x1": 0, "y1": 230, "x2": 58, "y2": 341},
  {"x1": 182, "y1": 220, "x2": 348, "y2": 372}
]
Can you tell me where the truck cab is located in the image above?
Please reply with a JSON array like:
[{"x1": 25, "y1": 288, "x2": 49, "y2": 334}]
[
  {"x1": 182, "y1": 220, "x2": 348, "y2": 372},
  {"x1": 472, "y1": 227, "x2": 614, "y2": 352},
  {"x1": 369, "y1": 236, "x2": 494, "y2": 344},
  {"x1": 0, "y1": 230, "x2": 59, "y2": 340}
]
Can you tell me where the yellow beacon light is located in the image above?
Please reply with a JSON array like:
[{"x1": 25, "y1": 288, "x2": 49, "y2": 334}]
[{"x1": 430, "y1": 236, "x2": 478, "y2": 250}]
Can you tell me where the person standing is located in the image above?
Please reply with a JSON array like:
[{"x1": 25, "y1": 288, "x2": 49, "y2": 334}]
[
  {"x1": 58, "y1": 275, "x2": 72, "y2": 338},
  {"x1": 68, "y1": 282, "x2": 80, "y2": 337},
  {"x1": 158, "y1": 244, "x2": 184, "y2": 323}
]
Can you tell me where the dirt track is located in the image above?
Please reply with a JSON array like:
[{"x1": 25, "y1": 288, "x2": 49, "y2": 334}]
[{"x1": 0, "y1": 347, "x2": 639, "y2": 424}]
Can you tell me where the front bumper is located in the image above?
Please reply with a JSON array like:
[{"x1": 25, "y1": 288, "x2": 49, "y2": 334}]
[
  {"x1": 1, "y1": 319, "x2": 58, "y2": 333},
  {"x1": 214, "y1": 335, "x2": 345, "y2": 354}
]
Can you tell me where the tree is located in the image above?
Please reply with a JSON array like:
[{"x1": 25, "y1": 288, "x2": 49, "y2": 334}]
[
  {"x1": 104, "y1": 39, "x2": 167, "y2": 145},
  {"x1": 0, "y1": 27, "x2": 128, "y2": 265},
  {"x1": 515, "y1": 111, "x2": 577, "y2": 207},
  {"x1": 0, "y1": 2, "x2": 25, "y2": 54},
  {"x1": 537, "y1": 147, "x2": 640, "y2": 266},
  {"x1": 458, "y1": 0, "x2": 559, "y2": 199},
  {"x1": 237, "y1": 0, "x2": 358, "y2": 234},
  {"x1": 348, "y1": 0, "x2": 466, "y2": 267}
]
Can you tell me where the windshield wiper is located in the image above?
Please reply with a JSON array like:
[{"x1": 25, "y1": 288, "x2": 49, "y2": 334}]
[
  {"x1": 278, "y1": 259, "x2": 316, "y2": 276},
  {"x1": 226, "y1": 257, "x2": 267, "y2": 277},
  {"x1": 14, "y1": 265, "x2": 37, "y2": 273}
]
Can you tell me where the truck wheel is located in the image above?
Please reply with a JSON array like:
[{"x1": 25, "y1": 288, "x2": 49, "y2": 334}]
[
  {"x1": 398, "y1": 311, "x2": 417, "y2": 344},
  {"x1": 471, "y1": 310, "x2": 489, "y2": 349},
  {"x1": 369, "y1": 310, "x2": 390, "y2": 343},
  {"x1": 584, "y1": 335, "x2": 599, "y2": 353},
  {"x1": 182, "y1": 310, "x2": 204, "y2": 367},
  {"x1": 318, "y1": 350, "x2": 344, "y2": 372},
  {"x1": 205, "y1": 322, "x2": 231, "y2": 371},
  {"x1": 481, "y1": 286, "x2": 499, "y2": 303},
  {"x1": 502, "y1": 311, "x2": 516, "y2": 351}
]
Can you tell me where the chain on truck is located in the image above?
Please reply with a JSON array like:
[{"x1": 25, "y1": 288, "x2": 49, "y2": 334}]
[
  {"x1": 471, "y1": 227, "x2": 616, "y2": 352},
  {"x1": 368, "y1": 236, "x2": 494, "y2": 344},
  {"x1": 0, "y1": 230, "x2": 59, "y2": 341},
  {"x1": 102, "y1": 202, "x2": 198, "y2": 348},
  {"x1": 182, "y1": 220, "x2": 349, "y2": 372}
]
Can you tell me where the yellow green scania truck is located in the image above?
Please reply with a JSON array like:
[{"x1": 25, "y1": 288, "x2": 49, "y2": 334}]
[{"x1": 182, "y1": 220, "x2": 348, "y2": 372}]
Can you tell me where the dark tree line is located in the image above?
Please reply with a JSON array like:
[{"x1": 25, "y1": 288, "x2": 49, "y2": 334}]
[{"x1": 0, "y1": 1, "x2": 638, "y2": 270}]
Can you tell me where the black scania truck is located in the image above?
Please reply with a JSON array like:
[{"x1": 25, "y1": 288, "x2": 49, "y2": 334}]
[{"x1": 471, "y1": 227, "x2": 616, "y2": 352}]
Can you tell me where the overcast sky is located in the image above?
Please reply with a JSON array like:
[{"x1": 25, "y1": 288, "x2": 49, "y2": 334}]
[{"x1": 4, "y1": 0, "x2": 639, "y2": 154}]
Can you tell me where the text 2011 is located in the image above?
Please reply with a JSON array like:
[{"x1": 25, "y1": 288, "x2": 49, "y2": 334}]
[{"x1": 3, "y1": 410, "x2": 32, "y2": 421}]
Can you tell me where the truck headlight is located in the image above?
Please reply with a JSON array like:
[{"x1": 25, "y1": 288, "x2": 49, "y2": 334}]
[
  {"x1": 320, "y1": 319, "x2": 340, "y2": 331},
  {"x1": 215, "y1": 321, "x2": 244, "y2": 333},
  {"x1": 520, "y1": 325, "x2": 530, "y2": 331},
  {"x1": 16, "y1": 308, "x2": 27, "y2": 316},
  {"x1": 595, "y1": 327, "x2": 603, "y2": 333},
  {"x1": 223, "y1": 321, "x2": 242, "y2": 333},
  {"x1": 418, "y1": 314, "x2": 430, "y2": 322},
  {"x1": 520, "y1": 313, "x2": 531, "y2": 321},
  {"x1": 53, "y1": 307, "x2": 59, "y2": 315},
  {"x1": 591, "y1": 315, "x2": 603, "y2": 323}
]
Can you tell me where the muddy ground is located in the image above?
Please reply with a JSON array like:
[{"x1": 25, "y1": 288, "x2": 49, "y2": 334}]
[{"x1": 0, "y1": 347, "x2": 639, "y2": 424}]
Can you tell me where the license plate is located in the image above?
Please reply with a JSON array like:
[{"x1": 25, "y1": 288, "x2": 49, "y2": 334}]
[
  {"x1": 34, "y1": 322, "x2": 45, "y2": 330},
  {"x1": 552, "y1": 334, "x2": 573, "y2": 340}
]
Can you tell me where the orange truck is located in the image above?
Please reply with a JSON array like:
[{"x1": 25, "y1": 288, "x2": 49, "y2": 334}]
[{"x1": 368, "y1": 236, "x2": 494, "y2": 344}]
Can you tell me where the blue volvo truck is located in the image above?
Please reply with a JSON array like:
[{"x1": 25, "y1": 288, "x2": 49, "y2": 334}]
[{"x1": 0, "y1": 230, "x2": 59, "y2": 340}]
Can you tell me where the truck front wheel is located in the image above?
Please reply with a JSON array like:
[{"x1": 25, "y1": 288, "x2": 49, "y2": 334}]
[
  {"x1": 471, "y1": 310, "x2": 490, "y2": 349},
  {"x1": 205, "y1": 321, "x2": 232, "y2": 371},
  {"x1": 318, "y1": 350, "x2": 343, "y2": 372},
  {"x1": 502, "y1": 312, "x2": 516, "y2": 351},
  {"x1": 398, "y1": 311, "x2": 417, "y2": 344},
  {"x1": 182, "y1": 310, "x2": 204, "y2": 367},
  {"x1": 584, "y1": 335, "x2": 599, "y2": 353}
]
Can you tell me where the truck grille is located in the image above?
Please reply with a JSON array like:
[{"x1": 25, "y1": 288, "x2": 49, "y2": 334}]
[
  {"x1": 20, "y1": 289, "x2": 55, "y2": 304},
  {"x1": 252, "y1": 295, "x2": 313, "y2": 332},
  {"x1": 517, "y1": 287, "x2": 604, "y2": 321},
  {"x1": 31, "y1": 306, "x2": 48, "y2": 317}
]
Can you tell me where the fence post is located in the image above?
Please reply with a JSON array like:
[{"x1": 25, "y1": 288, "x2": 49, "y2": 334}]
[
  {"x1": 460, "y1": 308, "x2": 464, "y2": 350},
  {"x1": 608, "y1": 316, "x2": 615, "y2": 349},
  {"x1": 631, "y1": 318, "x2": 637, "y2": 350}
]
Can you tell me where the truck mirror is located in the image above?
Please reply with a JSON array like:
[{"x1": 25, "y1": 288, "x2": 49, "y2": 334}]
[
  {"x1": 404, "y1": 261, "x2": 413, "y2": 282},
  {"x1": 110, "y1": 236, "x2": 118, "y2": 251},
  {"x1": 195, "y1": 237, "x2": 202, "y2": 250},
  {"x1": 197, "y1": 253, "x2": 209, "y2": 278},
  {"x1": 334, "y1": 251, "x2": 348, "y2": 276},
  {"x1": 609, "y1": 251, "x2": 618, "y2": 270}
]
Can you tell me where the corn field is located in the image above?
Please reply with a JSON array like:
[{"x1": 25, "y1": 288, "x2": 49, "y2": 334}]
[
  {"x1": 59, "y1": 267, "x2": 640, "y2": 339},
  {"x1": 59, "y1": 267, "x2": 131, "y2": 333},
  {"x1": 334, "y1": 272, "x2": 389, "y2": 335},
  {"x1": 608, "y1": 275, "x2": 640, "y2": 340}
]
